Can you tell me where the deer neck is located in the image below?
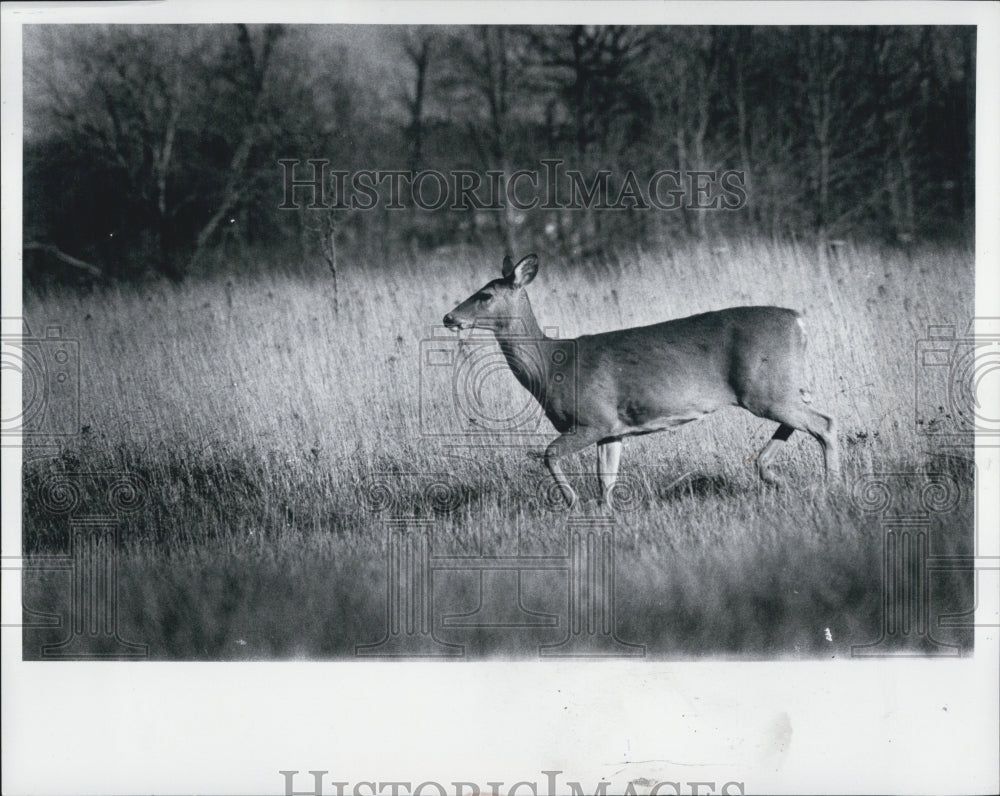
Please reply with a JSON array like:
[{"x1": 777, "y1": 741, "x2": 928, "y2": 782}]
[{"x1": 492, "y1": 300, "x2": 552, "y2": 400}]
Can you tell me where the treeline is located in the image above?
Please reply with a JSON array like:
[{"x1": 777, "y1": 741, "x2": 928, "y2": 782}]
[{"x1": 23, "y1": 24, "x2": 974, "y2": 282}]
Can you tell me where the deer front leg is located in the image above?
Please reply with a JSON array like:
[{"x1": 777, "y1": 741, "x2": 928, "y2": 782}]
[
  {"x1": 544, "y1": 428, "x2": 604, "y2": 508},
  {"x1": 597, "y1": 438, "x2": 623, "y2": 508}
]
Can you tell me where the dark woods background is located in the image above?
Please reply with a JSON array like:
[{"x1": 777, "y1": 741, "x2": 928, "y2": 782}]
[{"x1": 23, "y1": 24, "x2": 975, "y2": 285}]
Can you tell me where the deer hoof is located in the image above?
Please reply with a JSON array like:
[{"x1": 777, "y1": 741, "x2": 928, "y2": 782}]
[{"x1": 758, "y1": 468, "x2": 783, "y2": 487}]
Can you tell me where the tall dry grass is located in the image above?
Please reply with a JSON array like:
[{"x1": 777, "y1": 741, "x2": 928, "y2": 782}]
[{"x1": 22, "y1": 236, "x2": 975, "y2": 659}]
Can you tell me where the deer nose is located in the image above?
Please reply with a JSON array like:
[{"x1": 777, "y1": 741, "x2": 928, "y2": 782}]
[{"x1": 443, "y1": 313, "x2": 456, "y2": 327}]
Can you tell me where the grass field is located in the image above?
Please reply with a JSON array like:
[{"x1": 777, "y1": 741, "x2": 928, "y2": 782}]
[{"x1": 21, "y1": 236, "x2": 975, "y2": 659}]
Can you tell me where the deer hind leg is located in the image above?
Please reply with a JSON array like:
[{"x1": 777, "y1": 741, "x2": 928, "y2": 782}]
[
  {"x1": 756, "y1": 405, "x2": 839, "y2": 484},
  {"x1": 597, "y1": 438, "x2": 623, "y2": 508},
  {"x1": 757, "y1": 423, "x2": 794, "y2": 485}
]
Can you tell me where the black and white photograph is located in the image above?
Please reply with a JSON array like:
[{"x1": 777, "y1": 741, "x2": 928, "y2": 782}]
[{"x1": 2, "y1": 1, "x2": 998, "y2": 794}]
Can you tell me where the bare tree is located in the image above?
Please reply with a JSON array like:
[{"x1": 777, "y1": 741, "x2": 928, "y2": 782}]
[
  {"x1": 436, "y1": 27, "x2": 539, "y2": 255},
  {"x1": 26, "y1": 26, "x2": 214, "y2": 278},
  {"x1": 188, "y1": 24, "x2": 284, "y2": 274},
  {"x1": 399, "y1": 27, "x2": 438, "y2": 173}
]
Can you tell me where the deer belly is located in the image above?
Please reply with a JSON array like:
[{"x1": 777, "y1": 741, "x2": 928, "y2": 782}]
[
  {"x1": 613, "y1": 396, "x2": 719, "y2": 436},
  {"x1": 613, "y1": 413, "x2": 706, "y2": 436}
]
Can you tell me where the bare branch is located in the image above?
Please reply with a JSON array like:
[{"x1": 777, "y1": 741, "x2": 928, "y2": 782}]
[{"x1": 24, "y1": 241, "x2": 103, "y2": 277}]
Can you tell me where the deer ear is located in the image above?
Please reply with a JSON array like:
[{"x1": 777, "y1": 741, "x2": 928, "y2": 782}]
[
  {"x1": 501, "y1": 255, "x2": 514, "y2": 278},
  {"x1": 509, "y1": 254, "x2": 538, "y2": 287}
]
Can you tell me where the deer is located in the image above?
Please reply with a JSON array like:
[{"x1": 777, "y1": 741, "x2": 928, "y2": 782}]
[{"x1": 442, "y1": 253, "x2": 839, "y2": 509}]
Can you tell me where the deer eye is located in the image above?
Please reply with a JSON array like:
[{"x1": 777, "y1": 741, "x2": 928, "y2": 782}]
[{"x1": 474, "y1": 292, "x2": 493, "y2": 304}]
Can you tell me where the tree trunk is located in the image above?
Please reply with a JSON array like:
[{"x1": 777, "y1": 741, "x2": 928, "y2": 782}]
[{"x1": 187, "y1": 25, "x2": 281, "y2": 274}]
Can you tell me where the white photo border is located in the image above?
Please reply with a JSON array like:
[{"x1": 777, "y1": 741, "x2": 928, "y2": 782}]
[{"x1": 2, "y1": 2, "x2": 998, "y2": 795}]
